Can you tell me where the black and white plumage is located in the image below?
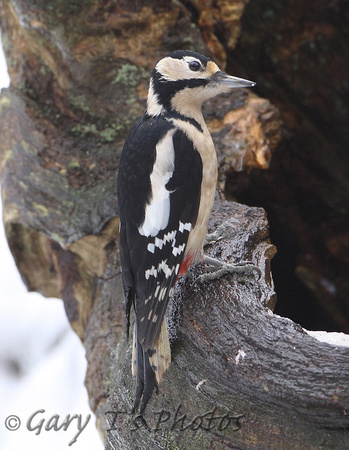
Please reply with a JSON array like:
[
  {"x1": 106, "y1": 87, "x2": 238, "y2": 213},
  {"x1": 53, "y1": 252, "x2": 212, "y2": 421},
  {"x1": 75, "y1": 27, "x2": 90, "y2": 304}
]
[{"x1": 117, "y1": 50, "x2": 255, "y2": 414}]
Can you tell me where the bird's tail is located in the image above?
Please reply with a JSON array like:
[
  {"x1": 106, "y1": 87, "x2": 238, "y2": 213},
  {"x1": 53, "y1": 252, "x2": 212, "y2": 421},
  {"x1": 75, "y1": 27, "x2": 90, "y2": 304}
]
[{"x1": 132, "y1": 318, "x2": 171, "y2": 414}]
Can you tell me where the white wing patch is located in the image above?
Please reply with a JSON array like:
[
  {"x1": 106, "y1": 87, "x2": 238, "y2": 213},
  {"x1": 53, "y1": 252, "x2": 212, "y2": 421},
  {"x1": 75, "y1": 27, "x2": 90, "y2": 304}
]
[{"x1": 138, "y1": 129, "x2": 176, "y2": 237}]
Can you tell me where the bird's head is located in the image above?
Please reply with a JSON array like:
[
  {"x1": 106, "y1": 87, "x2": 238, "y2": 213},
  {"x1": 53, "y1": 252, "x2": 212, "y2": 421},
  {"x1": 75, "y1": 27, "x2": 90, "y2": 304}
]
[{"x1": 146, "y1": 50, "x2": 255, "y2": 119}]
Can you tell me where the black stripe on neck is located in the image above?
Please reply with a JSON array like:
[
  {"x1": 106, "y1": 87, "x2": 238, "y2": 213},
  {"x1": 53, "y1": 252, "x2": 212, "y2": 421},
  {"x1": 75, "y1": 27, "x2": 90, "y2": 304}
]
[
  {"x1": 165, "y1": 111, "x2": 203, "y2": 133},
  {"x1": 149, "y1": 70, "x2": 206, "y2": 132},
  {"x1": 143, "y1": 111, "x2": 203, "y2": 133}
]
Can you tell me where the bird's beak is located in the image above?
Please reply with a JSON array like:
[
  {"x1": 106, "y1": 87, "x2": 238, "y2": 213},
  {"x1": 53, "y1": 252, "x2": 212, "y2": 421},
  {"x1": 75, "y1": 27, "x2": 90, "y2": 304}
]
[{"x1": 210, "y1": 71, "x2": 256, "y2": 88}]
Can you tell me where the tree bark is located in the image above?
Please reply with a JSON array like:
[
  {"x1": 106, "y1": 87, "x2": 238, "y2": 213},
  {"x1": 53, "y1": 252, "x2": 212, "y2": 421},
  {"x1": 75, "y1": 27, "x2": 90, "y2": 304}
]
[
  {"x1": 105, "y1": 201, "x2": 349, "y2": 449},
  {"x1": 0, "y1": 1, "x2": 348, "y2": 448}
]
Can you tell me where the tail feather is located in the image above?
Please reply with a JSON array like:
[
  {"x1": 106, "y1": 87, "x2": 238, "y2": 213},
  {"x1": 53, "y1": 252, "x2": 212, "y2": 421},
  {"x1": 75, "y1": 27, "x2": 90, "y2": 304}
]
[
  {"x1": 148, "y1": 318, "x2": 171, "y2": 384},
  {"x1": 132, "y1": 318, "x2": 171, "y2": 414}
]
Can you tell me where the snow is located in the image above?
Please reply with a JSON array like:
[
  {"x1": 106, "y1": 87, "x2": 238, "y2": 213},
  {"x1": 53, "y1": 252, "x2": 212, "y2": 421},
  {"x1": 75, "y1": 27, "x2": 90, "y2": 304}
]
[
  {"x1": 0, "y1": 38, "x2": 103, "y2": 449},
  {"x1": 305, "y1": 330, "x2": 349, "y2": 348}
]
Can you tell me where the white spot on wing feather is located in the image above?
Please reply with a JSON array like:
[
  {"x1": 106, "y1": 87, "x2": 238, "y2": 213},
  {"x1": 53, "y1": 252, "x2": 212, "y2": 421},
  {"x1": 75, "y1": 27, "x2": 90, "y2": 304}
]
[
  {"x1": 145, "y1": 266, "x2": 158, "y2": 279},
  {"x1": 147, "y1": 243, "x2": 155, "y2": 253},
  {"x1": 172, "y1": 243, "x2": 185, "y2": 257},
  {"x1": 145, "y1": 258, "x2": 179, "y2": 280},
  {"x1": 159, "y1": 288, "x2": 167, "y2": 301},
  {"x1": 179, "y1": 221, "x2": 192, "y2": 233},
  {"x1": 155, "y1": 237, "x2": 164, "y2": 249}
]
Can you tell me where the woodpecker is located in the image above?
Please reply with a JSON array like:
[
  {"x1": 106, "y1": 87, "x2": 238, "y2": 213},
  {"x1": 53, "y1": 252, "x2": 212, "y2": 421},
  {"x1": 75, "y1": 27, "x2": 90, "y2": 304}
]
[{"x1": 117, "y1": 50, "x2": 255, "y2": 414}]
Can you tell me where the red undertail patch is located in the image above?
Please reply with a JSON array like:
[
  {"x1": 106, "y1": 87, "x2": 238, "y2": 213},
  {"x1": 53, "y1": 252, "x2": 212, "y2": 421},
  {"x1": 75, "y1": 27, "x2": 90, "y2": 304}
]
[{"x1": 178, "y1": 251, "x2": 195, "y2": 276}]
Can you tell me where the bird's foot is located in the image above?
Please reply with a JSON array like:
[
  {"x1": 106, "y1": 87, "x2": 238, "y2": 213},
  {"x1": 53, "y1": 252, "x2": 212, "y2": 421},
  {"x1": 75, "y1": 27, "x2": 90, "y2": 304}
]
[
  {"x1": 204, "y1": 220, "x2": 241, "y2": 247},
  {"x1": 197, "y1": 255, "x2": 261, "y2": 283}
]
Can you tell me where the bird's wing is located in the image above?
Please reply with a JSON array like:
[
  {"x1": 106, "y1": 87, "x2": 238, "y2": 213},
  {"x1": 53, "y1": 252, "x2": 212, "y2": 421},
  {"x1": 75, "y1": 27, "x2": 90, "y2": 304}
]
[{"x1": 117, "y1": 115, "x2": 202, "y2": 350}]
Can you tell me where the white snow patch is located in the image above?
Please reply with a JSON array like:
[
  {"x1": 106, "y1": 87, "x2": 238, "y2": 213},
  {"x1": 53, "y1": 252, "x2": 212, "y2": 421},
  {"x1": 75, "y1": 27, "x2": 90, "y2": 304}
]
[
  {"x1": 0, "y1": 38, "x2": 10, "y2": 90},
  {"x1": 305, "y1": 330, "x2": 349, "y2": 348}
]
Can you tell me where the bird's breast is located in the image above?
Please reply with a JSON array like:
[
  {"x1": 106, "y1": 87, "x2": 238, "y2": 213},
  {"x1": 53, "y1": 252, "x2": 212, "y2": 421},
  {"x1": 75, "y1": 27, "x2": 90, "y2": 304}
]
[
  {"x1": 187, "y1": 131, "x2": 217, "y2": 258},
  {"x1": 170, "y1": 117, "x2": 217, "y2": 260}
]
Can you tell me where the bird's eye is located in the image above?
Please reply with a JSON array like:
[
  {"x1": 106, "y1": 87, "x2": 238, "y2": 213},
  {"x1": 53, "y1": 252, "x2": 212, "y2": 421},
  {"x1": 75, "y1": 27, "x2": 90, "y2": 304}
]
[{"x1": 188, "y1": 60, "x2": 201, "y2": 72}]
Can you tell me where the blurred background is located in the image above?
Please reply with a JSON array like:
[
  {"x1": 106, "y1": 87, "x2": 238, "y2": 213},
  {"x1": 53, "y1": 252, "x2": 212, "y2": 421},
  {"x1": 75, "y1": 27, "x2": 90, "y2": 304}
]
[{"x1": 0, "y1": 37, "x2": 103, "y2": 450}]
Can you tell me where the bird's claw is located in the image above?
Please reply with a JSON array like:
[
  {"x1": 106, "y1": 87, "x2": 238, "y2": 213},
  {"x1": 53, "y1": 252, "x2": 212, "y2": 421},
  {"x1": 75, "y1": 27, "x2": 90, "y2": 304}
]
[{"x1": 197, "y1": 260, "x2": 261, "y2": 283}]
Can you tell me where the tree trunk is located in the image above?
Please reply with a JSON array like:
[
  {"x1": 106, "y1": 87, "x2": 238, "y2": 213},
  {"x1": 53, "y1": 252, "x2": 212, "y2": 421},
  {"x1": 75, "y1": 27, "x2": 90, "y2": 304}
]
[
  {"x1": 105, "y1": 200, "x2": 349, "y2": 449},
  {"x1": 0, "y1": 1, "x2": 348, "y2": 448}
]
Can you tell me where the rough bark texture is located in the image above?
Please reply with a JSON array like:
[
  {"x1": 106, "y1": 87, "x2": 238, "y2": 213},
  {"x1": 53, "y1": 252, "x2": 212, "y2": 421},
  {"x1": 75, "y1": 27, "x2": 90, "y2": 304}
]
[
  {"x1": 105, "y1": 201, "x2": 348, "y2": 449},
  {"x1": 1, "y1": 0, "x2": 348, "y2": 448}
]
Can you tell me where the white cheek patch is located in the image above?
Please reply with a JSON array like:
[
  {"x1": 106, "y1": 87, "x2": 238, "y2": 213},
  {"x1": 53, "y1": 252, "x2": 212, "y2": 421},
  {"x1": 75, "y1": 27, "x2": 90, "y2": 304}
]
[
  {"x1": 156, "y1": 57, "x2": 210, "y2": 82},
  {"x1": 138, "y1": 129, "x2": 176, "y2": 237}
]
